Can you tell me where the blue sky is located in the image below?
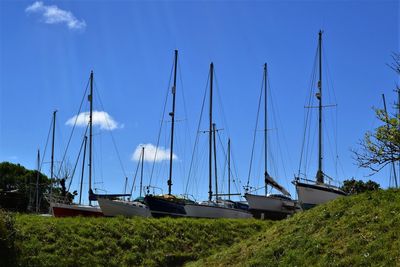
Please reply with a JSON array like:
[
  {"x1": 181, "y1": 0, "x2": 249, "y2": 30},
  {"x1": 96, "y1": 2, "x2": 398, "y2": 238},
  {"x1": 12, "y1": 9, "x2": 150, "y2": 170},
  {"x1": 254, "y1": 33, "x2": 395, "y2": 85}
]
[{"x1": 0, "y1": 1, "x2": 399, "y2": 203}]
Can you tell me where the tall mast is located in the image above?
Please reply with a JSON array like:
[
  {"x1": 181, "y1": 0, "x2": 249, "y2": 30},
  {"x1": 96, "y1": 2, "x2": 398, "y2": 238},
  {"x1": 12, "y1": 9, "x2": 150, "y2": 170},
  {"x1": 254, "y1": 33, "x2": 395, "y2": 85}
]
[
  {"x1": 264, "y1": 63, "x2": 268, "y2": 195},
  {"x1": 398, "y1": 89, "x2": 400, "y2": 186},
  {"x1": 228, "y1": 138, "x2": 231, "y2": 200},
  {"x1": 35, "y1": 149, "x2": 40, "y2": 213},
  {"x1": 382, "y1": 94, "x2": 398, "y2": 187},
  {"x1": 316, "y1": 30, "x2": 324, "y2": 184},
  {"x1": 213, "y1": 123, "x2": 218, "y2": 201},
  {"x1": 168, "y1": 50, "x2": 178, "y2": 195},
  {"x1": 88, "y1": 71, "x2": 94, "y2": 205},
  {"x1": 79, "y1": 136, "x2": 87, "y2": 205},
  {"x1": 208, "y1": 63, "x2": 214, "y2": 202},
  {"x1": 140, "y1": 146, "x2": 145, "y2": 197},
  {"x1": 50, "y1": 110, "x2": 57, "y2": 190}
]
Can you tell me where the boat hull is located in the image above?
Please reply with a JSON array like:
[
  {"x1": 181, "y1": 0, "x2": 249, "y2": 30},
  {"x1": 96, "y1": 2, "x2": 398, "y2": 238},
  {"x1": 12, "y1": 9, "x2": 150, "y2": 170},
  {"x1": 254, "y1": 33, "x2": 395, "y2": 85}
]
[
  {"x1": 97, "y1": 198, "x2": 151, "y2": 218},
  {"x1": 51, "y1": 202, "x2": 103, "y2": 217},
  {"x1": 184, "y1": 203, "x2": 253, "y2": 219},
  {"x1": 144, "y1": 195, "x2": 186, "y2": 217},
  {"x1": 295, "y1": 182, "x2": 346, "y2": 210},
  {"x1": 244, "y1": 193, "x2": 298, "y2": 220}
]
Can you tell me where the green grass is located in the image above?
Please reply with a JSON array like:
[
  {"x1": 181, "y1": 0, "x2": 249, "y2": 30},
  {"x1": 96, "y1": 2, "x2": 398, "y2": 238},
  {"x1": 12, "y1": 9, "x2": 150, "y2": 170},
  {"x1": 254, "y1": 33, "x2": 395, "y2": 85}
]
[
  {"x1": 3, "y1": 214, "x2": 269, "y2": 266},
  {"x1": 2, "y1": 189, "x2": 400, "y2": 266},
  {"x1": 187, "y1": 189, "x2": 400, "y2": 267}
]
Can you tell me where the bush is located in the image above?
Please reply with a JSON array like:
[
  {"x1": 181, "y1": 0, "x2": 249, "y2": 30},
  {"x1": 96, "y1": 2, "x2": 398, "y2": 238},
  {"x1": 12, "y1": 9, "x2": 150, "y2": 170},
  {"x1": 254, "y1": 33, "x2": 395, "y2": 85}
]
[{"x1": 0, "y1": 209, "x2": 17, "y2": 266}]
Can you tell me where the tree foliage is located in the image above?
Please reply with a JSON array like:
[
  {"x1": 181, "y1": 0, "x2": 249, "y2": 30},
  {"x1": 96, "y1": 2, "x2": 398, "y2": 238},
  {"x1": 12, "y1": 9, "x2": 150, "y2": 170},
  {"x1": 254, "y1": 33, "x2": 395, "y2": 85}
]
[
  {"x1": 0, "y1": 162, "x2": 52, "y2": 212},
  {"x1": 340, "y1": 178, "x2": 380, "y2": 195},
  {"x1": 0, "y1": 162, "x2": 77, "y2": 213},
  {"x1": 353, "y1": 53, "x2": 400, "y2": 174}
]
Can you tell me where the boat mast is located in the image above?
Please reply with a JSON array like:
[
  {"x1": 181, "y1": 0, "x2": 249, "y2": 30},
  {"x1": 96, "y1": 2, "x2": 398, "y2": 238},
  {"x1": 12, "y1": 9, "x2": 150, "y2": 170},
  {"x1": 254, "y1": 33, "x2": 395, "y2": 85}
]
[
  {"x1": 79, "y1": 136, "x2": 87, "y2": 205},
  {"x1": 208, "y1": 63, "x2": 214, "y2": 202},
  {"x1": 213, "y1": 123, "x2": 218, "y2": 201},
  {"x1": 228, "y1": 138, "x2": 231, "y2": 200},
  {"x1": 264, "y1": 63, "x2": 268, "y2": 195},
  {"x1": 89, "y1": 71, "x2": 94, "y2": 205},
  {"x1": 316, "y1": 30, "x2": 324, "y2": 184},
  {"x1": 397, "y1": 88, "x2": 400, "y2": 187},
  {"x1": 50, "y1": 110, "x2": 57, "y2": 194},
  {"x1": 168, "y1": 50, "x2": 178, "y2": 195},
  {"x1": 140, "y1": 146, "x2": 145, "y2": 197},
  {"x1": 35, "y1": 149, "x2": 40, "y2": 213},
  {"x1": 382, "y1": 94, "x2": 398, "y2": 187}
]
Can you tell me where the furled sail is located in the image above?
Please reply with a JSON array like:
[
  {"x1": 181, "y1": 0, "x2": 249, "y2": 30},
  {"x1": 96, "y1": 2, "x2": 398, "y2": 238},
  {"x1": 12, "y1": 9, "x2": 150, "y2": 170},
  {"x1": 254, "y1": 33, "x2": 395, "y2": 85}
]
[{"x1": 265, "y1": 173, "x2": 291, "y2": 197}]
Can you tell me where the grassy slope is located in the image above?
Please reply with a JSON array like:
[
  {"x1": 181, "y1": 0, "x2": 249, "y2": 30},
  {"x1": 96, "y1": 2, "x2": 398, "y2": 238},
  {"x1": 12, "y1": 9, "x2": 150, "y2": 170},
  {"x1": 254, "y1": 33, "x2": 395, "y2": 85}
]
[
  {"x1": 12, "y1": 216, "x2": 269, "y2": 266},
  {"x1": 188, "y1": 189, "x2": 400, "y2": 267}
]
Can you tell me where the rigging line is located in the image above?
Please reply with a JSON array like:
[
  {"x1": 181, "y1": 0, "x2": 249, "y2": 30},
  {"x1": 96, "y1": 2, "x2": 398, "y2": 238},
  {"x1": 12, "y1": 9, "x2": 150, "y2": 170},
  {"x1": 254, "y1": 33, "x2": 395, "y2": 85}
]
[
  {"x1": 246, "y1": 70, "x2": 265, "y2": 188},
  {"x1": 149, "y1": 57, "x2": 174, "y2": 186},
  {"x1": 56, "y1": 77, "x2": 90, "y2": 180},
  {"x1": 93, "y1": 81, "x2": 128, "y2": 179},
  {"x1": 216, "y1": 130, "x2": 228, "y2": 193},
  {"x1": 322, "y1": 43, "x2": 338, "y2": 104},
  {"x1": 66, "y1": 128, "x2": 87, "y2": 193},
  {"x1": 268, "y1": 75, "x2": 292, "y2": 168},
  {"x1": 191, "y1": 141, "x2": 208, "y2": 196},
  {"x1": 298, "y1": 45, "x2": 318, "y2": 177},
  {"x1": 322, "y1": 44, "x2": 340, "y2": 178},
  {"x1": 213, "y1": 70, "x2": 230, "y2": 138},
  {"x1": 305, "y1": 116, "x2": 318, "y2": 176},
  {"x1": 39, "y1": 116, "x2": 53, "y2": 172},
  {"x1": 229, "y1": 145, "x2": 242, "y2": 197},
  {"x1": 129, "y1": 148, "x2": 142, "y2": 198},
  {"x1": 323, "y1": 116, "x2": 338, "y2": 181},
  {"x1": 177, "y1": 59, "x2": 193, "y2": 192},
  {"x1": 185, "y1": 72, "x2": 210, "y2": 195},
  {"x1": 268, "y1": 74, "x2": 288, "y2": 183},
  {"x1": 177, "y1": 57, "x2": 193, "y2": 157},
  {"x1": 304, "y1": 46, "x2": 319, "y2": 174}
]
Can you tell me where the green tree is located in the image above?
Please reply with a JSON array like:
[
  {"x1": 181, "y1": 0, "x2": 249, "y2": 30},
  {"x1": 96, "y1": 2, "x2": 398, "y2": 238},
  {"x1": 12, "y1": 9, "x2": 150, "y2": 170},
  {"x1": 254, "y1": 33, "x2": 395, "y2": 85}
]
[
  {"x1": 353, "y1": 53, "x2": 400, "y2": 174},
  {"x1": 0, "y1": 162, "x2": 51, "y2": 212},
  {"x1": 341, "y1": 178, "x2": 380, "y2": 195}
]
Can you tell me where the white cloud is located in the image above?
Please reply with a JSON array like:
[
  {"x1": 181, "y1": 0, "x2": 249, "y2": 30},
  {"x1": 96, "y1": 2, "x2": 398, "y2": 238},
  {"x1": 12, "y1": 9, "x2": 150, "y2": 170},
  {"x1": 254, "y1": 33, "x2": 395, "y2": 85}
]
[
  {"x1": 25, "y1": 1, "x2": 86, "y2": 30},
  {"x1": 132, "y1": 143, "x2": 178, "y2": 162},
  {"x1": 66, "y1": 111, "x2": 121, "y2": 130}
]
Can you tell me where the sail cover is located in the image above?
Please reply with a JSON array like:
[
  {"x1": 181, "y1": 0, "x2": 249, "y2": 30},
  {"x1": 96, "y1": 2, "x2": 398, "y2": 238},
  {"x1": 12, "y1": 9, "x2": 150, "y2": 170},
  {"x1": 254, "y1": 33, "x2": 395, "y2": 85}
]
[{"x1": 265, "y1": 173, "x2": 291, "y2": 197}]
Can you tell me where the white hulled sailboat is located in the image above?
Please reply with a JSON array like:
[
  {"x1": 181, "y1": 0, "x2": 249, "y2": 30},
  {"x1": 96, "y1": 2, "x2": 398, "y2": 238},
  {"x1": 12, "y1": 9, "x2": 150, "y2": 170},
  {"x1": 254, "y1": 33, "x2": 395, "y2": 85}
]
[
  {"x1": 245, "y1": 64, "x2": 299, "y2": 220},
  {"x1": 293, "y1": 31, "x2": 347, "y2": 209}
]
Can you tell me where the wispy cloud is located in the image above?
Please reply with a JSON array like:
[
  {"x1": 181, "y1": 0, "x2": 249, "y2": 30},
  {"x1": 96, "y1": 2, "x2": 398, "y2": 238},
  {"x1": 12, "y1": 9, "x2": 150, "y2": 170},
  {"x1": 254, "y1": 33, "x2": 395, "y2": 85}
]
[
  {"x1": 25, "y1": 1, "x2": 86, "y2": 30},
  {"x1": 132, "y1": 144, "x2": 178, "y2": 162},
  {"x1": 66, "y1": 111, "x2": 121, "y2": 130}
]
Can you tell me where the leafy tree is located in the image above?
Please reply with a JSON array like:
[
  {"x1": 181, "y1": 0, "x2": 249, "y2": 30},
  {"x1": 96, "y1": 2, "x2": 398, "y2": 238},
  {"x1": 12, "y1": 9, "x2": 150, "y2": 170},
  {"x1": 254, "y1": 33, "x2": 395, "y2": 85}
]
[
  {"x1": 353, "y1": 53, "x2": 400, "y2": 174},
  {"x1": 0, "y1": 162, "x2": 75, "y2": 212},
  {"x1": 341, "y1": 178, "x2": 380, "y2": 195}
]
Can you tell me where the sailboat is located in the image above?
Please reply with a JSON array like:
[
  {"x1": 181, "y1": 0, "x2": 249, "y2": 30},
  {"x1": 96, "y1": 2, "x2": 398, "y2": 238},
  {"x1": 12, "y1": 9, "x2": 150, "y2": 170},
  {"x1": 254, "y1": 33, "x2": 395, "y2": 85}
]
[
  {"x1": 293, "y1": 31, "x2": 347, "y2": 210},
  {"x1": 245, "y1": 64, "x2": 299, "y2": 220},
  {"x1": 144, "y1": 50, "x2": 195, "y2": 217},
  {"x1": 51, "y1": 71, "x2": 128, "y2": 217},
  {"x1": 145, "y1": 59, "x2": 252, "y2": 218},
  {"x1": 182, "y1": 62, "x2": 252, "y2": 219},
  {"x1": 97, "y1": 146, "x2": 151, "y2": 217}
]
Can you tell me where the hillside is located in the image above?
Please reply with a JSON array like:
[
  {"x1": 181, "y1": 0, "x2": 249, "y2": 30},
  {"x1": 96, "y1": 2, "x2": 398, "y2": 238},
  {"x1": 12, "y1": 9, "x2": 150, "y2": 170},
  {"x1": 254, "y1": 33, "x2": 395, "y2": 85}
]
[
  {"x1": 188, "y1": 189, "x2": 400, "y2": 266},
  {"x1": 0, "y1": 213, "x2": 269, "y2": 266},
  {"x1": 1, "y1": 190, "x2": 399, "y2": 266}
]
